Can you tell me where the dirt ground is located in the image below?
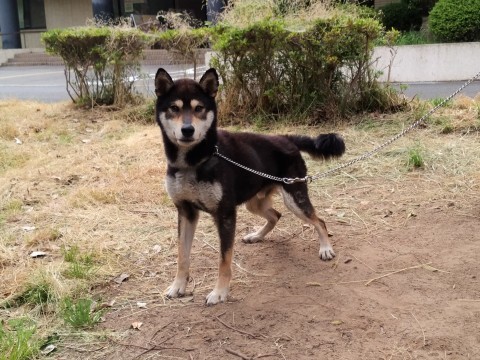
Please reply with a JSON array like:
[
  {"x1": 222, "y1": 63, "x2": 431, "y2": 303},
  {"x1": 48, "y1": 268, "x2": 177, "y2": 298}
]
[
  {"x1": 97, "y1": 195, "x2": 480, "y2": 360},
  {"x1": 1, "y1": 100, "x2": 479, "y2": 360},
  {"x1": 96, "y1": 131, "x2": 480, "y2": 360}
]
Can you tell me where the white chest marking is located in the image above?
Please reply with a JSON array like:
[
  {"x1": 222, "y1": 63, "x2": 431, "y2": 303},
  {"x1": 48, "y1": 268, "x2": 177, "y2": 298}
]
[{"x1": 166, "y1": 170, "x2": 223, "y2": 212}]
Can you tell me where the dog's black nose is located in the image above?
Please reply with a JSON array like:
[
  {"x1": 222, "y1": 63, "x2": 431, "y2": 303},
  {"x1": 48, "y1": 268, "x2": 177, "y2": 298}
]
[{"x1": 181, "y1": 124, "x2": 195, "y2": 137}]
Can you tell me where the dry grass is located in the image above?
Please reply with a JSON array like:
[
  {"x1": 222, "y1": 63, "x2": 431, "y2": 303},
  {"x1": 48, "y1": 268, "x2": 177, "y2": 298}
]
[{"x1": 0, "y1": 95, "x2": 479, "y2": 352}]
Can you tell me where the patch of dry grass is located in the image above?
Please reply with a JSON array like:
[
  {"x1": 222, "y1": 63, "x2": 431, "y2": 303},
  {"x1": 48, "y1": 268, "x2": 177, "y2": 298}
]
[{"x1": 0, "y1": 95, "x2": 479, "y2": 352}]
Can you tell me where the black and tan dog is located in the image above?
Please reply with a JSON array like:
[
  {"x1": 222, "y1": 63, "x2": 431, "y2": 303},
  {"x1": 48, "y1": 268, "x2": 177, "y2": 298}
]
[{"x1": 154, "y1": 68, "x2": 345, "y2": 305}]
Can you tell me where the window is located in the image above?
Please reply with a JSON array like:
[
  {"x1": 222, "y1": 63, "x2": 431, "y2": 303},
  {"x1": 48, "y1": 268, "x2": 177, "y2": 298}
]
[{"x1": 18, "y1": 0, "x2": 46, "y2": 29}]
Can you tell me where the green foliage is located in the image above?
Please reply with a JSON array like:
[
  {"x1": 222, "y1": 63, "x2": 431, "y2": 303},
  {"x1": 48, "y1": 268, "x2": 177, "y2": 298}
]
[
  {"x1": 62, "y1": 245, "x2": 96, "y2": 279},
  {"x1": 0, "y1": 318, "x2": 40, "y2": 360},
  {"x1": 62, "y1": 245, "x2": 80, "y2": 263},
  {"x1": 429, "y1": 0, "x2": 480, "y2": 42},
  {"x1": 407, "y1": 146, "x2": 425, "y2": 169},
  {"x1": 394, "y1": 31, "x2": 430, "y2": 45},
  {"x1": 42, "y1": 25, "x2": 151, "y2": 107},
  {"x1": 152, "y1": 27, "x2": 210, "y2": 79},
  {"x1": 379, "y1": 1, "x2": 422, "y2": 32},
  {"x1": 61, "y1": 298, "x2": 104, "y2": 329},
  {"x1": 18, "y1": 282, "x2": 55, "y2": 307},
  {"x1": 210, "y1": 13, "x2": 397, "y2": 121},
  {"x1": 64, "y1": 262, "x2": 94, "y2": 279},
  {"x1": 2, "y1": 277, "x2": 56, "y2": 310}
]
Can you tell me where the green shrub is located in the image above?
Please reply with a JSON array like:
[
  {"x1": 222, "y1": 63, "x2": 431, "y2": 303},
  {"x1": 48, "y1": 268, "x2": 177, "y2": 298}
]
[
  {"x1": 210, "y1": 13, "x2": 396, "y2": 121},
  {"x1": 429, "y1": 0, "x2": 480, "y2": 42},
  {"x1": 380, "y1": 1, "x2": 422, "y2": 32},
  {"x1": 42, "y1": 24, "x2": 151, "y2": 107}
]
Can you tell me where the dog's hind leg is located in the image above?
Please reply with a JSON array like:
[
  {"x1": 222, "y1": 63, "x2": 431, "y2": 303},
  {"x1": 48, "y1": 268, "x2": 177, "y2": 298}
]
[
  {"x1": 243, "y1": 188, "x2": 281, "y2": 243},
  {"x1": 166, "y1": 202, "x2": 199, "y2": 298},
  {"x1": 206, "y1": 208, "x2": 236, "y2": 305},
  {"x1": 280, "y1": 184, "x2": 335, "y2": 260}
]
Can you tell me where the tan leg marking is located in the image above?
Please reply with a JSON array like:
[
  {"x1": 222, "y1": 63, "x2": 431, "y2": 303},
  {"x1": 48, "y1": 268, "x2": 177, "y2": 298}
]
[
  {"x1": 281, "y1": 189, "x2": 335, "y2": 260},
  {"x1": 243, "y1": 189, "x2": 281, "y2": 243},
  {"x1": 206, "y1": 248, "x2": 233, "y2": 305},
  {"x1": 166, "y1": 213, "x2": 198, "y2": 298}
]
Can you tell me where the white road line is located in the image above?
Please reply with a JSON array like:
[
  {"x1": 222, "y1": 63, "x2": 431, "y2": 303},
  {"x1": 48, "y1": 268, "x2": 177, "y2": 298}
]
[
  {"x1": 0, "y1": 84, "x2": 64, "y2": 87},
  {"x1": 0, "y1": 70, "x2": 64, "y2": 80}
]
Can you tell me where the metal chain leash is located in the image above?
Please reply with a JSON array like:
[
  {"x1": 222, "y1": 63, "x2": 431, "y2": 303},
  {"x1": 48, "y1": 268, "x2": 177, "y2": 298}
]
[
  {"x1": 215, "y1": 71, "x2": 480, "y2": 184},
  {"x1": 214, "y1": 146, "x2": 293, "y2": 183}
]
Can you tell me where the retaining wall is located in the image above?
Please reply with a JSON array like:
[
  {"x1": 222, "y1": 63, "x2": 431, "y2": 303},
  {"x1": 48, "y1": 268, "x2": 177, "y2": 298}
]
[{"x1": 373, "y1": 42, "x2": 480, "y2": 82}]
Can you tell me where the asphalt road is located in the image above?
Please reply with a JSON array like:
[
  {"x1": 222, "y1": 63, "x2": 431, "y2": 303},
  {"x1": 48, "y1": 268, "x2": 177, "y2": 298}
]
[
  {"x1": 1, "y1": 65, "x2": 479, "y2": 103},
  {"x1": 0, "y1": 65, "x2": 205, "y2": 103}
]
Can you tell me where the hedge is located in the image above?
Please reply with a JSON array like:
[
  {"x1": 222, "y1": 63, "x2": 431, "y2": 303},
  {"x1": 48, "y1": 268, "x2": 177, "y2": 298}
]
[{"x1": 429, "y1": 0, "x2": 480, "y2": 42}]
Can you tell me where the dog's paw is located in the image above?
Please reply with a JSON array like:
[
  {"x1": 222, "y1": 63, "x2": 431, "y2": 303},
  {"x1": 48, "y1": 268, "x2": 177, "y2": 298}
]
[
  {"x1": 242, "y1": 232, "x2": 263, "y2": 244},
  {"x1": 319, "y1": 245, "x2": 335, "y2": 261},
  {"x1": 165, "y1": 277, "x2": 188, "y2": 298},
  {"x1": 205, "y1": 287, "x2": 229, "y2": 306}
]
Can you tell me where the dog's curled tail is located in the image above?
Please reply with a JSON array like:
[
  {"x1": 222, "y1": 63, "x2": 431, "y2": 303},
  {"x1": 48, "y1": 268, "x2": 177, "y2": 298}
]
[{"x1": 284, "y1": 133, "x2": 345, "y2": 160}]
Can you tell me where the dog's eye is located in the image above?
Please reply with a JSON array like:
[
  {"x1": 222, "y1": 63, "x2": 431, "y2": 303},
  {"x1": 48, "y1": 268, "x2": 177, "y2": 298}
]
[
  {"x1": 194, "y1": 105, "x2": 204, "y2": 112},
  {"x1": 170, "y1": 105, "x2": 180, "y2": 112}
]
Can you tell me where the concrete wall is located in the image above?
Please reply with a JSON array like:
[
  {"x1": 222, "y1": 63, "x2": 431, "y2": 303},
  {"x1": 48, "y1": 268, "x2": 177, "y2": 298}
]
[
  {"x1": 44, "y1": 0, "x2": 93, "y2": 29},
  {"x1": 373, "y1": 42, "x2": 480, "y2": 82},
  {"x1": 21, "y1": 30, "x2": 44, "y2": 48}
]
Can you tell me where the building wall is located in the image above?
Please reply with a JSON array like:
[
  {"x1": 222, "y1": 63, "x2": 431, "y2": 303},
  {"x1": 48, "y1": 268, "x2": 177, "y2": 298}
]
[
  {"x1": 21, "y1": 30, "x2": 44, "y2": 48},
  {"x1": 375, "y1": 0, "x2": 400, "y2": 8},
  {"x1": 44, "y1": 0, "x2": 93, "y2": 29}
]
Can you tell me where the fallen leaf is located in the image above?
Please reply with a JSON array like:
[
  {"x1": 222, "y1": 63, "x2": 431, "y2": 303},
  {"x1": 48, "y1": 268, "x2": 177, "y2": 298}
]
[
  {"x1": 113, "y1": 273, "x2": 129, "y2": 284},
  {"x1": 40, "y1": 344, "x2": 56, "y2": 355},
  {"x1": 30, "y1": 251, "x2": 47, "y2": 258},
  {"x1": 422, "y1": 264, "x2": 439, "y2": 272},
  {"x1": 131, "y1": 321, "x2": 143, "y2": 330},
  {"x1": 96, "y1": 299, "x2": 116, "y2": 310},
  {"x1": 331, "y1": 320, "x2": 343, "y2": 325},
  {"x1": 344, "y1": 258, "x2": 352, "y2": 264}
]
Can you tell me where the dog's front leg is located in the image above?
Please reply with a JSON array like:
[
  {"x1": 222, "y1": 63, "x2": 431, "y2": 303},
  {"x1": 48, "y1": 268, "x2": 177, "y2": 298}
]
[
  {"x1": 166, "y1": 202, "x2": 199, "y2": 298},
  {"x1": 206, "y1": 209, "x2": 236, "y2": 306}
]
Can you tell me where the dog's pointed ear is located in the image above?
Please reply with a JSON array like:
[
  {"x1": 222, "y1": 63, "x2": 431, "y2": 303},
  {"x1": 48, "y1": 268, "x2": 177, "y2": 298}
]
[
  {"x1": 155, "y1": 68, "x2": 174, "y2": 97},
  {"x1": 199, "y1": 68, "x2": 219, "y2": 98}
]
